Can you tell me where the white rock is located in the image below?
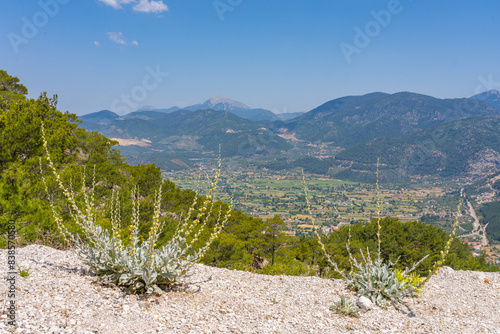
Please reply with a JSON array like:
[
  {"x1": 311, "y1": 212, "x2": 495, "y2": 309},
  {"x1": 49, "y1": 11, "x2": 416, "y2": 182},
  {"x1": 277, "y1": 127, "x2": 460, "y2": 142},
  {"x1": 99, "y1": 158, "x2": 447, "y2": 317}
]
[
  {"x1": 357, "y1": 296, "x2": 373, "y2": 311},
  {"x1": 473, "y1": 272, "x2": 486, "y2": 281},
  {"x1": 440, "y1": 266, "x2": 454, "y2": 274}
]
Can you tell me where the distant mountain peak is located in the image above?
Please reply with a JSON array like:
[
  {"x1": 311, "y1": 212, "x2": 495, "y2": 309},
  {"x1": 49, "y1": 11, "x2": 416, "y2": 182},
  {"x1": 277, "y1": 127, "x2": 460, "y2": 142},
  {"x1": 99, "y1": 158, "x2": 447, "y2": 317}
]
[
  {"x1": 137, "y1": 105, "x2": 156, "y2": 111},
  {"x1": 471, "y1": 89, "x2": 500, "y2": 110},
  {"x1": 204, "y1": 96, "x2": 250, "y2": 110},
  {"x1": 472, "y1": 89, "x2": 500, "y2": 97}
]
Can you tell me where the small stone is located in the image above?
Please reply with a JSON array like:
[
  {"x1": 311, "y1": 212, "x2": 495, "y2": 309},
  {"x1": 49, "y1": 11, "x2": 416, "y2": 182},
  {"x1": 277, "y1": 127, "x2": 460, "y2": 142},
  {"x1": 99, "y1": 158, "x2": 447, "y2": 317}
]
[
  {"x1": 473, "y1": 273, "x2": 486, "y2": 281},
  {"x1": 357, "y1": 296, "x2": 373, "y2": 311},
  {"x1": 484, "y1": 278, "x2": 492, "y2": 283}
]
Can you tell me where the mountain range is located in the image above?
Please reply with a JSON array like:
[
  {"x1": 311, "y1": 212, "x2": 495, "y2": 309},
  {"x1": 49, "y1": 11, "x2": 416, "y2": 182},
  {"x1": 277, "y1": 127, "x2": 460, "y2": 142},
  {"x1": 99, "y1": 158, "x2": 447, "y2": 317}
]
[
  {"x1": 79, "y1": 90, "x2": 500, "y2": 179},
  {"x1": 283, "y1": 91, "x2": 500, "y2": 147},
  {"x1": 80, "y1": 107, "x2": 292, "y2": 158},
  {"x1": 119, "y1": 96, "x2": 304, "y2": 122}
]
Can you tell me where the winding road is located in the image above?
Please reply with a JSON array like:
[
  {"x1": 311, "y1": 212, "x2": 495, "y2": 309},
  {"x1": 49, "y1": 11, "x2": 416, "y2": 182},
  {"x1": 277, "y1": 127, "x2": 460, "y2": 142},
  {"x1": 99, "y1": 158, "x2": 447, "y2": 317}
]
[{"x1": 459, "y1": 200, "x2": 489, "y2": 247}]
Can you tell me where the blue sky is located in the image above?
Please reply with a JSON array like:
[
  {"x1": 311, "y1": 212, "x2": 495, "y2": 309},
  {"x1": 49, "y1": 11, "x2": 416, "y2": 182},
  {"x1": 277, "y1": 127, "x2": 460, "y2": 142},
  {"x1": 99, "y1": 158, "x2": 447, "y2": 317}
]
[{"x1": 1, "y1": 0, "x2": 500, "y2": 116}]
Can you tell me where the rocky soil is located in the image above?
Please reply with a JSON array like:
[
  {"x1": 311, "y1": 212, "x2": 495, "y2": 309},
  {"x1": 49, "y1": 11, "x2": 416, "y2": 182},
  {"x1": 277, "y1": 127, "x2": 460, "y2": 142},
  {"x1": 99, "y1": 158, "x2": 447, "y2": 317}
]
[{"x1": 1, "y1": 245, "x2": 499, "y2": 334}]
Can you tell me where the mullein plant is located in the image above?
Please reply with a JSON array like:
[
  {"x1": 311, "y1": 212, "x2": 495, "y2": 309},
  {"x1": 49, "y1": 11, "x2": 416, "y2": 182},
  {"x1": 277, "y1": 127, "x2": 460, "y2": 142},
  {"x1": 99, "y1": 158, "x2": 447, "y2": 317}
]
[
  {"x1": 302, "y1": 159, "x2": 463, "y2": 310},
  {"x1": 330, "y1": 294, "x2": 362, "y2": 318},
  {"x1": 40, "y1": 123, "x2": 232, "y2": 294}
]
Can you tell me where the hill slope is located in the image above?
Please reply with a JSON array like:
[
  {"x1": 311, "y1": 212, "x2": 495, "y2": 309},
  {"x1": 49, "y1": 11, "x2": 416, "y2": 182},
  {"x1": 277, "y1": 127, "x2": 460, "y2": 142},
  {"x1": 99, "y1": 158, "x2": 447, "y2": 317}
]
[
  {"x1": 336, "y1": 115, "x2": 500, "y2": 177},
  {"x1": 79, "y1": 109, "x2": 292, "y2": 158},
  {"x1": 284, "y1": 92, "x2": 500, "y2": 147},
  {"x1": 472, "y1": 89, "x2": 500, "y2": 110},
  {"x1": 79, "y1": 110, "x2": 122, "y2": 131}
]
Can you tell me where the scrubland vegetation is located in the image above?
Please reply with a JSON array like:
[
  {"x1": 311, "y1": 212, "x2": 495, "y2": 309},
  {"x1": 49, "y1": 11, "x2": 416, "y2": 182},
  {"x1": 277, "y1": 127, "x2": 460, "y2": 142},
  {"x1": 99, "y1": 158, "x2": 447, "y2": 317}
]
[{"x1": 1, "y1": 70, "x2": 498, "y2": 299}]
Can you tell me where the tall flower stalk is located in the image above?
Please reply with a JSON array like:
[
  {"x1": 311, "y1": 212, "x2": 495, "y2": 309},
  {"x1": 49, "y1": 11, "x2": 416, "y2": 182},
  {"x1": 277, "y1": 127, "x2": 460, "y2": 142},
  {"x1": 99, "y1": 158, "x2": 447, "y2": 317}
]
[
  {"x1": 40, "y1": 124, "x2": 231, "y2": 294},
  {"x1": 376, "y1": 158, "x2": 382, "y2": 262},
  {"x1": 302, "y1": 159, "x2": 462, "y2": 310}
]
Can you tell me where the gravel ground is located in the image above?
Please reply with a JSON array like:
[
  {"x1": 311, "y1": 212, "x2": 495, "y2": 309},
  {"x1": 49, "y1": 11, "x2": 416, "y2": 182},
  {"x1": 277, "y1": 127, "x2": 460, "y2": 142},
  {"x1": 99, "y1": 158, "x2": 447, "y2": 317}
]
[{"x1": 1, "y1": 245, "x2": 499, "y2": 334}]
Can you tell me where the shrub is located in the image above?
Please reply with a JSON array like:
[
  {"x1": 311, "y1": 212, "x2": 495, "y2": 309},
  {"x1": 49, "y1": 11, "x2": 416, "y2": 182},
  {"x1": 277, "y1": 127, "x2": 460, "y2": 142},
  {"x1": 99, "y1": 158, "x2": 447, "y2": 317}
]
[
  {"x1": 330, "y1": 294, "x2": 362, "y2": 318},
  {"x1": 40, "y1": 124, "x2": 232, "y2": 294},
  {"x1": 344, "y1": 255, "x2": 418, "y2": 309},
  {"x1": 393, "y1": 268, "x2": 423, "y2": 293},
  {"x1": 302, "y1": 158, "x2": 462, "y2": 309},
  {"x1": 259, "y1": 259, "x2": 316, "y2": 276}
]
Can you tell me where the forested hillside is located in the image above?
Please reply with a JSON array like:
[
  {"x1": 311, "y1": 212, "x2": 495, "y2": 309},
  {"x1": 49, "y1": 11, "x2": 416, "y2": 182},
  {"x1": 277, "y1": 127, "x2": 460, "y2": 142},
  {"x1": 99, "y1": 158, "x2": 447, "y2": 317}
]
[
  {"x1": 336, "y1": 115, "x2": 500, "y2": 177},
  {"x1": 80, "y1": 108, "x2": 292, "y2": 157},
  {"x1": 0, "y1": 70, "x2": 497, "y2": 277},
  {"x1": 284, "y1": 92, "x2": 500, "y2": 146},
  {"x1": 479, "y1": 201, "x2": 500, "y2": 242}
]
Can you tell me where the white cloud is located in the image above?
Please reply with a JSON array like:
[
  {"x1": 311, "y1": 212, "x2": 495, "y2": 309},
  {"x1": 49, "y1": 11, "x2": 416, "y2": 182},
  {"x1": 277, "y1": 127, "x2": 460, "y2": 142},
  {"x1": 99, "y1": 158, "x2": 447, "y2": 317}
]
[
  {"x1": 97, "y1": 0, "x2": 168, "y2": 14},
  {"x1": 97, "y1": 0, "x2": 135, "y2": 9},
  {"x1": 133, "y1": 0, "x2": 168, "y2": 13},
  {"x1": 94, "y1": 41, "x2": 100, "y2": 47},
  {"x1": 107, "y1": 32, "x2": 127, "y2": 45},
  {"x1": 97, "y1": 0, "x2": 121, "y2": 9},
  {"x1": 106, "y1": 32, "x2": 139, "y2": 47}
]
